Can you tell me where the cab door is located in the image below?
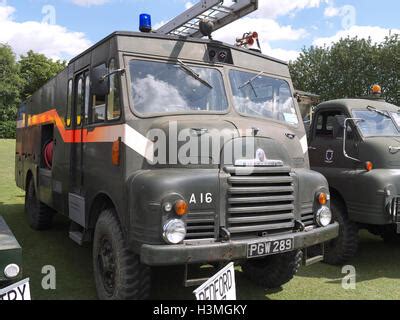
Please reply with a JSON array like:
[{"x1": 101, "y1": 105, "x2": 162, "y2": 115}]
[
  {"x1": 309, "y1": 109, "x2": 358, "y2": 180},
  {"x1": 70, "y1": 70, "x2": 89, "y2": 194}
]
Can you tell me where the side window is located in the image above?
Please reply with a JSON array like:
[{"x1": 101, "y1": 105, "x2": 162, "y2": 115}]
[
  {"x1": 91, "y1": 64, "x2": 107, "y2": 123},
  {"x1": 315, "y1": 111, "x2": 343, "y2": 138},
  {"x1": 66, "y1": 79, "x2": 73, "y2": 127},
  {"x1": 107, "y1": 58, "x2": 121, "y2": 121},
  {"x1": 84, "y1": 75, "x2": 90, "y2": 124},
  {"x1": 76, "y1": 77, "x2": 84, "y2": 126}
]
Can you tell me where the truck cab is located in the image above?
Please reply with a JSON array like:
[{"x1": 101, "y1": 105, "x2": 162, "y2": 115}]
[{"x1": 309, "y1": 93, "x2": 400, "y2": 264}]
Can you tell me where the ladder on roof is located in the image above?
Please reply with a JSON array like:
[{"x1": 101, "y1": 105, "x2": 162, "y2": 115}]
[{"x1": 155, "y1": 0, "x2": 258, "y2": 38}]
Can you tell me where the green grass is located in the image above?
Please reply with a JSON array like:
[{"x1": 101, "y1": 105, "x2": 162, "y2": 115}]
[{"x1": 1, "y1": 139, "x2": 400, "y2": 300}]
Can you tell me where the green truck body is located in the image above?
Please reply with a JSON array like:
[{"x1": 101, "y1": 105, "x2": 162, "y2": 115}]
[{"x1": 0, "y1": 216, "x2": 22, "y2": 284}]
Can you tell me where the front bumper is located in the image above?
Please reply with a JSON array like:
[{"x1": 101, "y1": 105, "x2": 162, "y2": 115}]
[{"x1": 140, "y1": 222, "x2": 339, "y2": 266}]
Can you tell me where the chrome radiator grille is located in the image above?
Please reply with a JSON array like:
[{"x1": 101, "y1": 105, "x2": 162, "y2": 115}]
[{"x1": 225, "y1": 166, "x2": 295, "y2": 239}]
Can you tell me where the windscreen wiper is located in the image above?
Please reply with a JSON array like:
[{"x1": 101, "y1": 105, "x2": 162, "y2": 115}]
[
  {"x1": 177, "y1": 59, "x2": 213, "y2": 89},
  {"x1": 237, "y1": 71, "x2": 264, "y2": 98},
  {"x1": 367, "y1": 105, "x2": 391, "y2": 118}
]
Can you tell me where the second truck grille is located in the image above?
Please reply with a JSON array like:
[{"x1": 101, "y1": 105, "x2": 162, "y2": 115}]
[{"x1": 225, "y1": 166, "x2": 295, "y2": 239}]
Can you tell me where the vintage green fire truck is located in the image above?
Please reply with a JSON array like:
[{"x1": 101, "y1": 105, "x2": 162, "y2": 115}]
[
  {"x1": 309, "y1": 85, "x2": 400, "y2": 264},
  {"x1": 15, "y1": 0, "x2": 338, "y2": 300}
]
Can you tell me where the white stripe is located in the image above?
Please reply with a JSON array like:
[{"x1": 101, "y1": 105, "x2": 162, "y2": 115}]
[
  {"x1": 122, "y1": 124, "x2": 154, "y2": 163},
  {"x1": 300, "y1": 135, "x2": 308, "y2": 154}
]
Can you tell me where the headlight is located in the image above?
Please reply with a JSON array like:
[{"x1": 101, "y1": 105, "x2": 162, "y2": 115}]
[
  {"x1": 316, "y1": 206, "x2": 332, "y2": 227},
  {"x1": 4, "y1": 264, "x2": 20, "y2": 279},
  {"x1": 163, "y1": 219, "x2": 187, "y2": 244}
]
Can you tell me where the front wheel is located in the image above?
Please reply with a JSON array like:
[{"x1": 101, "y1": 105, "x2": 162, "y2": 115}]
[
  {"x1": 324, "y1": 199, "x2": 359, "y2": 265},
  {"x1": 242, "y1": 250, "x2": 302, "y2": 289},
  {"x1": 93, "y1": 209, "x2": 151, "y2": 300}
]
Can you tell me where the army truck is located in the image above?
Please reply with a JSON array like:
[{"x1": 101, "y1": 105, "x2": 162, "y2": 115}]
[
  {"x1": 0, "y1": 216, "x2": 22, "y2": 286},
  {"x1": 308, "y1": 85, "x2": 400, "y2": 264},
  {"x1": 15, "y1": 0, "x2": 338, "y2": 300}
]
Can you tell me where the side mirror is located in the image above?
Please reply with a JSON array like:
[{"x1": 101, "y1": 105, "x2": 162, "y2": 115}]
[
  {"x1": 91, "y1": 64, "x2": 109, "y2": 97},
  {"x1": 343, "y1": 118, "x2": 364, "y2": 162},
  {"x1": 333, "y1": 115, "x2": 345, "y2": 138}
]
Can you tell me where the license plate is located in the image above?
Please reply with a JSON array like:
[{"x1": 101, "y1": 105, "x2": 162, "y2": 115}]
[
  {"x1": 194, "y1": 262, "x2": 236, "y2": 301},
  {"x1": 0, "y1": 278, "x2": 31, "y2": 301},
  {"x1": 247, "y1": 238, "x2": 294, "y2": 258}
]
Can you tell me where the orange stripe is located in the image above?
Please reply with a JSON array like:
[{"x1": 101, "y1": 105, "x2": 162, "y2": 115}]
[{"x1": 25, "y1": 109, "x2": 120, "y2": 144}]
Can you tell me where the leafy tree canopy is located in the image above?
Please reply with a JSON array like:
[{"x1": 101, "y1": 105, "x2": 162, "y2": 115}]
[
  {"x1": 289, "y1": 35, "x2": 400, "y2": 106},
  {"x1": 18, "y1": 50, "x2": 67, "y2": 100},
  {"x1": 0, "y1": 44, "x2": 22, "y2": 122}
]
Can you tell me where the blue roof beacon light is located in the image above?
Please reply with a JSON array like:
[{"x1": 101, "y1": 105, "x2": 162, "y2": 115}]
[{"x1": 139, "y1": 13, "x2": 152, "y2": 33}]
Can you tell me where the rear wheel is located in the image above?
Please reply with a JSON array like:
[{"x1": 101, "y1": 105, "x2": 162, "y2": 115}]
[
  {"x1": 324, "y1": 199, "x2": 358, "y2": 265},
  {"x1": 93, "y1": 209, "x2": 151, "y2": 300},
  {"x1": 242, "y1": 250, "x2": 302, "y2": 289},
  {"x1": 25, "y1": 177, "x2": 54, "y2": 230}
]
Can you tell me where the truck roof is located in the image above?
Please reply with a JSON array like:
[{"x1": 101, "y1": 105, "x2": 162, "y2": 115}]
[
  {"x1": 317, "y1": 98, "x2": 399, "y2": 112},
  {"x1": 69, "y1": 31, "x2": 289, "y2": 66}
]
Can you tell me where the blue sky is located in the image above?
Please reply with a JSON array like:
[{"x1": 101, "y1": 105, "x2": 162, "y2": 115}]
[{"x1": 1, "y1": 0, "x2": 399, "y2": 61}]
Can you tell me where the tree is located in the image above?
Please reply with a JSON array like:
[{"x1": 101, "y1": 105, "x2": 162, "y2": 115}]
[
  {"x1": 0, "y1": 44, "x2": 22, "y2": 122},
  {"x1": 18, "y1": 50, "x2": 67, "y2": 100},
  {"x1": 289, "y1": 36, "x2": 400, "y2": 106}
]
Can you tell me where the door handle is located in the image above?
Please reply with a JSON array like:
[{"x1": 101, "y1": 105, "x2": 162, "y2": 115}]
[{"x1": 308, "y1": 146, "x2": 317, "y2": 151}]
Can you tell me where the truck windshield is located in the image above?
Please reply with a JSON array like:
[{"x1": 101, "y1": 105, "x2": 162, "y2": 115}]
[
  {"x1": 129, "y1": 60, "x2": 228, "y2": 114},
  {"x1": 353, "y1": 110, "x2": 400, "y2": 137},
  {"x1": 229, "y1": 70, "x2": 299, "y2": 125}
]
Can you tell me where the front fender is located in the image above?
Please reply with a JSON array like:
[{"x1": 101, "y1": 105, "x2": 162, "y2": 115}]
[
  {"x1": 128, "y1": 169, "x2": 220, "y2": 249},
  {"x1": 293, "y1": 169, "x2": 330, "y2": 222},
  {"x1": 345, "y1": 169, "x2": 400, "y2": 224}
]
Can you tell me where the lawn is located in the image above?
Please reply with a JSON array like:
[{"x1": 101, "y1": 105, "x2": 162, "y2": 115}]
[{"x1": 1, "y1": 139, "x2": 400, "y2": 300}]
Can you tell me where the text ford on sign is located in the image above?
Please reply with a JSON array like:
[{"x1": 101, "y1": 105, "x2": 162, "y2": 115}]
[{"x1": 194, "y1": 263, "x2": 236, "y2": 301}]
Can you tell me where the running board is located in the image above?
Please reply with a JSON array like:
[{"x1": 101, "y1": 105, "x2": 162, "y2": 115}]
[
  {"x1": 302, "y1": 244, "x2": 324, "y2": 267},
  {"x1": 184, "y1": 264, "x2": 217, "y2": 288},
  {"x1": 69, "y1": 222, "x2": 91, "y2": 245}
]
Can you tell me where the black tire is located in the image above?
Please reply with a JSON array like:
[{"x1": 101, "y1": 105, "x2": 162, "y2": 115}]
[
  {"x1": 242, "y1": 250, "x2": 302, "y2": 289},
  {"x1": 324, "y1": 199, "x2": 358, "y2": 265},
  {"x1": 93, "y1": 209, "x2": 151, "y2": 300},
  {"x1": 25, "y1": 177, "x2": 54, "y2": 230}
]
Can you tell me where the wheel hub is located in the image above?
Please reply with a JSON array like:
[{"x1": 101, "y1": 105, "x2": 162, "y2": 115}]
[{"x1": 98, "y1": 238, "x2": 116, "y2": 295}]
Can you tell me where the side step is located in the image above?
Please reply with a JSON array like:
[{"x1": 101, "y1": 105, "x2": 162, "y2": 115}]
[
  {"x1": 69, "y1": 222, "x2": 91, "y2": 245},
  {"x1": 302, "y1": 244, "x2": 324, "y2": 267},
  {"x1": 184, "y1": 264, "x2": 221, "y2": 288}
]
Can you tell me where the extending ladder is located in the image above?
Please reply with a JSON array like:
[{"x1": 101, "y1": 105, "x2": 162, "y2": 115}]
[{"x1": 155, "y1": 0, "x2": 258, "y2": 38}]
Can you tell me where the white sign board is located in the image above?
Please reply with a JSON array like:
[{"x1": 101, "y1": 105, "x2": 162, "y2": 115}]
[
  {"x1": 0, "y1": 278, "x2": 31, "y2": 301},
  {"x1": 194, "y1": 263, "x2": 236, "y2": 301}
]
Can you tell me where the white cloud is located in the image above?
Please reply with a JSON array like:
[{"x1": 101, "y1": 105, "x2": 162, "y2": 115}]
[
  {"x1": 0, "y1": 5, "x2": 92, "y2": 60},
  {"x1": 71, "y1": 0, "x2": 110, "y2": 7},
  {"x1": 253, "y1": 0, "x2": 327, "y2": 19},
  {"x1": 313, "y1": 25, "x2": 400, "y2": 47},
  {"x1": 213, "y1": 17, "x2": 305, "y2": 61},
  {"x1": 211, "y1": 0, "x2": 329, "y2": 62},
  {"x1": 324, "y1": 6, "x2": 341, "y2": 17}
]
